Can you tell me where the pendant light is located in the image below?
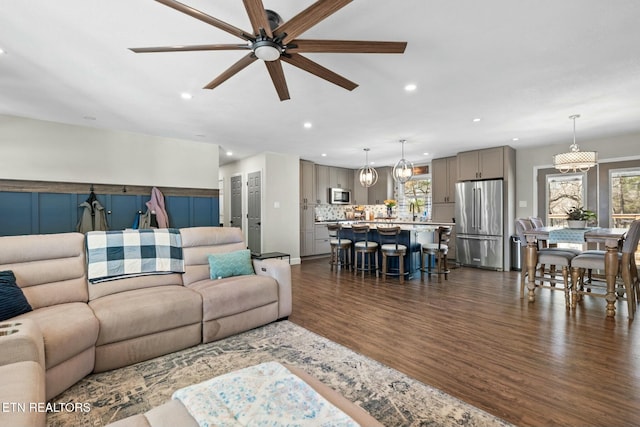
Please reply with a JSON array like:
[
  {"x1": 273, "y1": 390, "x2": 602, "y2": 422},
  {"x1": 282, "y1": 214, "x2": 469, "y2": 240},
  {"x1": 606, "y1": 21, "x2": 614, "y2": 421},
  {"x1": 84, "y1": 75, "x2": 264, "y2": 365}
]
[
  {"x1": 358, "y1": 148, "x2": 378, "y2": 188},
  {"x1": 392, "y1": 139, "x2": 414, "y2": 183},
  {"x1": 553, "y1": 114, "x2": 598, "y2": 173}
]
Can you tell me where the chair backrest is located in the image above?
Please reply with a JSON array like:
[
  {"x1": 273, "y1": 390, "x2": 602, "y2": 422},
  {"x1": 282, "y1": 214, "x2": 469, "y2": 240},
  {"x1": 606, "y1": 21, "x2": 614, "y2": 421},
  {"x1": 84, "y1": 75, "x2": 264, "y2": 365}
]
[
  {"x1": 515, "y1": 218, "x2": 534, "y2": 247},
  {"x1": 529, "y1": 217, "x2": 544, "y2": 228},
  {"x1": 437, "y1": 226, "x2": 452, "y2": 250},
  {"x1": 622, "y1": 219, "x2": 640, "y2": 254},
  {"x1": 351, "y1": 224, "x2": 370, "y2": 239},
  {"x1": 377, "y1": 226, "x2": 401, "y2": 248},
  {"x1": 327, "y1": 223, "x2": 346, "y2": 243}
]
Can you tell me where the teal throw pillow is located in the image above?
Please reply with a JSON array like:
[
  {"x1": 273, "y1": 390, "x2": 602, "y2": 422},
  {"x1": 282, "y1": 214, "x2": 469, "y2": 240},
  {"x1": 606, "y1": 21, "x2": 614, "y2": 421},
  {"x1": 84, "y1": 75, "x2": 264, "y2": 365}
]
[
  {"x1": 0, "y1": 270, "x2": 33, "y2": 322},
  {"x1": 208, "y1": 249, "x2": 255, "y2": 279}
]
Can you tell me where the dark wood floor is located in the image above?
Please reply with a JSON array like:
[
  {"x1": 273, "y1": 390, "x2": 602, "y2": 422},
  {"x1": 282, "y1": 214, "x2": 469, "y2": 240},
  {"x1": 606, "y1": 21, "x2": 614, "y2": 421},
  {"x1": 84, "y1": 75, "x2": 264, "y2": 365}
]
[{"x1": 288, "y1": 257, "x2": 640, "y2": 427}]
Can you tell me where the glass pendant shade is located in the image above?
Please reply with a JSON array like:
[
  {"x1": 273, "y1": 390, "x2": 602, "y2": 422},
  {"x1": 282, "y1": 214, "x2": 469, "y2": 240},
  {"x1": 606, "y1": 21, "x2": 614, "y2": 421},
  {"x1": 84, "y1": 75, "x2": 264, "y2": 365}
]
[
  {"x1": 553, "y1": 115, "x2": 598, "y2": 173},
  {"x1": 358, "y1": 148, "x2": 378, "y2": 187},
  {"x1": 393, "y1": 139, "x2": 414, "y2": 183}
]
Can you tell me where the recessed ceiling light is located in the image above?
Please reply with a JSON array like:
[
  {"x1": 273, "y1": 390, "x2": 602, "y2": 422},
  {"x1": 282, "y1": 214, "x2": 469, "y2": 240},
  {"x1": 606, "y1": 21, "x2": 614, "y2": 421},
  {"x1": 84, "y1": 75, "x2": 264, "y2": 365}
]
[
  {"x1": 0, "y1": 48, "x2": 5, "y2": 55},
  {"x1": 512, "y1": 137, "x2": 519, "y2": 141},
  {"x1": 303, "y1": 122, "x2": 312, "y2": 129},
  {"x1": 404, "y1": 83, "x2": 417, "y2": 92},
  {"x1": 181, "y1": 93, "x2": 193, "y2": 100},
  {"x1": 226, "y1": 151, "x2": 233, "y2": 156},
  {"x1": 473, "y1": 118, "x2": 481, "y2": 122},
  {"x1": 423, "y1": 152, "x2": 429, "y2": 156},
  {"x1": 321, "y1": 153, "x2": 327, "y2": 157}
]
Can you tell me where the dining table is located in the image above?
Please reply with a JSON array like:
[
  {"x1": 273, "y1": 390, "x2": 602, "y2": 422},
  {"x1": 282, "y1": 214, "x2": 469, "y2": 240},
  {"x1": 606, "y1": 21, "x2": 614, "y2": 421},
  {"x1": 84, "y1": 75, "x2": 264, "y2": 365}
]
[{"x1": 522, "y1": 226, "x2": 628, "y2": 317}]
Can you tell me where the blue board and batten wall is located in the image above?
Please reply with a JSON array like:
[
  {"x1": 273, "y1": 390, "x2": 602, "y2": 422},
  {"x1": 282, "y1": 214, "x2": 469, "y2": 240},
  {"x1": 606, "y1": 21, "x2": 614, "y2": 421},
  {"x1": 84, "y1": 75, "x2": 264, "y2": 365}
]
[{"x1": 0, "y1": 180, "x2": 220, "y2": 237}]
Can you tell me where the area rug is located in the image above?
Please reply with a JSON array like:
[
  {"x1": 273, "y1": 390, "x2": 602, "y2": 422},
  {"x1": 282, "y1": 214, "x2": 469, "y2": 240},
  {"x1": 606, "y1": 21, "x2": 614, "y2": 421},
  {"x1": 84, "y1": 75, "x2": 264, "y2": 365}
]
[{"x1": 47, "y1": 321, "x2": 512, "y2": 427}]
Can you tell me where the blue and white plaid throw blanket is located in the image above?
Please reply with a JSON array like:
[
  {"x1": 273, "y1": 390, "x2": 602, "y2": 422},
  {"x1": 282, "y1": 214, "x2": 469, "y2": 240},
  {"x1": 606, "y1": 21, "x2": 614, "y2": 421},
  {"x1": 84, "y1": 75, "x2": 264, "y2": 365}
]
[{"x1": 86, "y1": 228, "x2": 184, "y2": 283}]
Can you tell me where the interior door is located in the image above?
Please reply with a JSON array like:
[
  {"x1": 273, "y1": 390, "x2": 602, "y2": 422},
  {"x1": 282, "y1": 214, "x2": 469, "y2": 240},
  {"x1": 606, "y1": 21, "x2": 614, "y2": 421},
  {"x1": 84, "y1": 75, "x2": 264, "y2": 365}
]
[
  {"x1": 247, "y1": 171, "x2": 261, "y2": 255},
  {"x1": 230, "y1": 175, "x2": 242, "y2": 229}
]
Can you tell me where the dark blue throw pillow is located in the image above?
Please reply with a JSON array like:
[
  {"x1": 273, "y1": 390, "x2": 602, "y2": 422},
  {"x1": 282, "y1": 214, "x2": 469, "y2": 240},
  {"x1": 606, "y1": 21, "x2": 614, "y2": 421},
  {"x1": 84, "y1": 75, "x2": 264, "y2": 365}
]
[{"x1": 0, "y1": 270, "x2": 33, "y2": 322}]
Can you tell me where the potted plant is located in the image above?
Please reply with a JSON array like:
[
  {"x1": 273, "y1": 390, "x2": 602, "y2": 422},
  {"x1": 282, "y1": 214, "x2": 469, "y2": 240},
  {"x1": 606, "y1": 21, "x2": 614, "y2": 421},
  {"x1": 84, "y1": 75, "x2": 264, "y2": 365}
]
[{"x1": 565, "y1": 206, "x2": 597, "y2": 229}]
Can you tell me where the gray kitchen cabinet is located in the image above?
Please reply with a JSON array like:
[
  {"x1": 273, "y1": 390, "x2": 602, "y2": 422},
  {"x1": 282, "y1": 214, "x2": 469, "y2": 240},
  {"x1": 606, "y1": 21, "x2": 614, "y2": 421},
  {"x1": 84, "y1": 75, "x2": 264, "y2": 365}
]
[
  {"x1": 351, "y1": 171, "x2": 369, "y2": 205},
  {"x1": 314, "y1": 223, "x2": 331, "y2": 255},
  {"x1": 330, "y1": 167, "x2": 352, "y2": 190},
  {"x1": 457, "y1": 147, "x2": 504, "y2": 181},
  {"x1": 315, "y1": 165, "x2": 330, "y2": 204},
  {"x1": 300, "y1": 160, "x2": 316, "y2": 205},
  {"x1": 300, "y1": 203, "x2": 316, "y2": 256},
  {"x1": 432, "y1": 156, "x2": 457, "y2": 203},
  {"x1": 367, "y1": 167, "x2": 393, "y2": 205}
]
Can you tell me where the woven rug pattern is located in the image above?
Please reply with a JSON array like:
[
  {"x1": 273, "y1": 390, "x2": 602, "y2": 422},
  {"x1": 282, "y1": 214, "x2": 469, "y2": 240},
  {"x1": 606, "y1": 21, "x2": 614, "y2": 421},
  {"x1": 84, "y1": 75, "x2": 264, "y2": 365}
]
[{"x1": 47, "y1": 321, "x2": 511, "y2": 426}]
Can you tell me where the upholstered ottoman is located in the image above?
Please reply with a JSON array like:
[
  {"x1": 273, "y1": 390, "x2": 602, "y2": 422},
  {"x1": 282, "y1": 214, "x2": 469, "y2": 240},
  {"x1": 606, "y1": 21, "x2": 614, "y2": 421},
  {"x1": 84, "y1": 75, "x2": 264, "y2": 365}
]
[{"x1": 106, "y1": 363, "x2": 382, "y2": 427}]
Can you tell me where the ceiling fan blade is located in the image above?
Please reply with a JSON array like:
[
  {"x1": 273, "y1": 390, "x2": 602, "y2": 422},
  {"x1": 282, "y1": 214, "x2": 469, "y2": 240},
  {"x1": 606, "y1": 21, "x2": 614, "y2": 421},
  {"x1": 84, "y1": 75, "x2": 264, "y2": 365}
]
[
  {"x1": 281, "y1": 53, "x2": 358, "y2": 91},
  {"x1": 130, "y1": 44, "x2": 250, "y2": 53},
  {"x1": 265, "y1": 61, "x2": 290, "y2": 101},
  {"x1": 288, "y1": 39, "x2": 407, "y2": 54},
  {"x1": 276, "y1": 0, "x2": 352, "y2": 45},
  {"x1": 204, "y1": 53, "x2": 257, "y2": 90},
  {"x1": 242, "y1": 0, "x2": 272, "y2": 38},
  {"x1": 155, "y1": 0, "x2": 252, "y2": 41}
]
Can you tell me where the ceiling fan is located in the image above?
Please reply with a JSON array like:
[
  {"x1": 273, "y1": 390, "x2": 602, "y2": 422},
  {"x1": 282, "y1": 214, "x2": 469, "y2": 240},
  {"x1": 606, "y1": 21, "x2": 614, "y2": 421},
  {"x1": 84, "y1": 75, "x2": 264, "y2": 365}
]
[{"x1": 129, "y1": 0, "x2": 407, "y2": 101}]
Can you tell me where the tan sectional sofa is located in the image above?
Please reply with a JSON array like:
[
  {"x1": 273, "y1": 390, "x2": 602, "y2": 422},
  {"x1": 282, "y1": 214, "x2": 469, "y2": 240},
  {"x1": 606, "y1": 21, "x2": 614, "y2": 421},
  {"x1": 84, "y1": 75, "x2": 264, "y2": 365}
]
[{"x1": 0, "y1": 226, "x2": 291, "y2": 427}]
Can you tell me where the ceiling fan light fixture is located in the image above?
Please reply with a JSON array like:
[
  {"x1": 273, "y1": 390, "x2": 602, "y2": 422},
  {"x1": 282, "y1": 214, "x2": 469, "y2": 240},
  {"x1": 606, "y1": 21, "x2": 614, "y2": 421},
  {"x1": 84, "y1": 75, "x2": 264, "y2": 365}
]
[
  {"x1": 253, "y1": 40, "x2": 281, "y2": 61},
  {"x1": 553, "y1": 114, "x2": 598, "y2": 173}
]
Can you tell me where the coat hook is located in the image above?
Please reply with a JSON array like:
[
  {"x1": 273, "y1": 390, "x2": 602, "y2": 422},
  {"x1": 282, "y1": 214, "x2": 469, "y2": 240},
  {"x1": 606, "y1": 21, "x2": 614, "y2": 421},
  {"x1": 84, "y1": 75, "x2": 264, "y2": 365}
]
[
  {"x1": 90, "y1": 184, "x2": 94, "y2": 192},
  {"x1": 122, "y1": 185, "x2": 127, "y2": 193}
]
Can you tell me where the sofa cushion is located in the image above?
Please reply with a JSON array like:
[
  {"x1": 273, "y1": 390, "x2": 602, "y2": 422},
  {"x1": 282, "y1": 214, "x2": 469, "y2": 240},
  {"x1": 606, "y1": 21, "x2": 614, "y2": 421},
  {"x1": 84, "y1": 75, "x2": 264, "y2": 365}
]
[
  {"x1": 89, "y1": 286, "x2": 202, "y2": 346},
  {"x1": 180, "y1": 227, "x2": 246, "y2": 287},
  {"x1": 188, "y1": 275, "x2": 278, "y2": 321},
  {"x1": 208, "y1": 249, "x2": 254, "y2": 280},
  {"x1": 0, "y1": 232, "x2": 88, "y2": 309},
  {"x1": 14, "y1": 302, "x2": 99, "y2": 370},
  {"x1": 0, "y1": 270, "x2": 32, "y2": 321}
]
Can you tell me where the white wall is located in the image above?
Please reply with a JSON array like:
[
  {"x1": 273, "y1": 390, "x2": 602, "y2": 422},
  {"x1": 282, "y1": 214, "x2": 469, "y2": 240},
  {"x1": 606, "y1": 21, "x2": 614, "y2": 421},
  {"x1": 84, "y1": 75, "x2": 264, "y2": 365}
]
[
  {"x1": 0, "y1": 115, "x2": 219, "y2": 188},
  {"x1": 220, "y1": 152, "x2": 300, "y2": 264},
  {"x1": 515, "y1": 131, "x2": 640, "y2": 218}
]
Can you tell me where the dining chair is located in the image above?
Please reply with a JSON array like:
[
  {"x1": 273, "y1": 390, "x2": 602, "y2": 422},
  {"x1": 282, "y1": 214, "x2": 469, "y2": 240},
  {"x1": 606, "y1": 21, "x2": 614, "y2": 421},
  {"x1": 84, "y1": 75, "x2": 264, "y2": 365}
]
[
  {"x1": 529, "y1": 216, "x2": 545, "y2": 229},
  {"x1": 377, "y1": 226, "x2": 407, "y2": 284},
  {"x1": 515, "y1": 218, "x2": 579, "y2": 307},
  {"x1": 351, "y1": 224, "x2": 379, "y2": 278},
  {"x1": 570, "y1": 219, "x2": 640, "y2": 319},
  {"x1": 327, "y1": 223, "x2": 352, "y2": 271},
  {"x1": 420, "y1": 226, "x2": 452, "y2": 282}
]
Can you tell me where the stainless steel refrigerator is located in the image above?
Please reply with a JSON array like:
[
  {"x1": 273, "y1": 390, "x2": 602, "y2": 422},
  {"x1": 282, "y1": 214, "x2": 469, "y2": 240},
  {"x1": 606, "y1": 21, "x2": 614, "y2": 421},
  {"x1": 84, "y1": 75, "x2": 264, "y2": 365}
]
[{"x1": 455, "y1": 180, "x2": 504, "y2": 270}]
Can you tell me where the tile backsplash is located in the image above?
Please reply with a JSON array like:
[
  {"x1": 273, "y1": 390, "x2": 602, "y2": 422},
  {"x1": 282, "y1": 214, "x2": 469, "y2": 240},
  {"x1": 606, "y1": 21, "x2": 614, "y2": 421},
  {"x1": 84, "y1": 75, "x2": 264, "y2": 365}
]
[{"x1": 314, "y1": 204, "x2": 387, "y2": 221}]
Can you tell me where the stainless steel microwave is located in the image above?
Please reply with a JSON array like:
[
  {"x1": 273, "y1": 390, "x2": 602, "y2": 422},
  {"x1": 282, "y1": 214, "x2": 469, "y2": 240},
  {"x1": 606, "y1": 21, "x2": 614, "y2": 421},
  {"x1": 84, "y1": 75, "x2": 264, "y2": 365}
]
[{"x1": 329, "y1": 188, "x2": 351, "y2": 204}]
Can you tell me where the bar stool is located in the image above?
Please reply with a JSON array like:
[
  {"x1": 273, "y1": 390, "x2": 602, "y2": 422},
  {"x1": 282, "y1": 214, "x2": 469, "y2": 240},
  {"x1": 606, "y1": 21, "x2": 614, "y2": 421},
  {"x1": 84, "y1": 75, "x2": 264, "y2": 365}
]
[
  {"x1": 377, "y1": 226, "x2": 407, "y2": 283},
  {"x1": 420, "y1": 226, "x2": 451, "y2": 282},
  {"x1": 327, "y1": 223, "x2": 352, "y2": 271},
  {"x1": 352, "y1": 224, "x2": 378, "y2": 277}
]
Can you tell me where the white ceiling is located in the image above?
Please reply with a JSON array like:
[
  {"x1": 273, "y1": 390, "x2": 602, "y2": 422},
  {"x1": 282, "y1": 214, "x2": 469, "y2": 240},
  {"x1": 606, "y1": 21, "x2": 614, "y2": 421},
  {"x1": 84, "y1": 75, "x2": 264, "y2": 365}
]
[{"x1": 2, "y1": 0, "x2": 640, "y2": 169}]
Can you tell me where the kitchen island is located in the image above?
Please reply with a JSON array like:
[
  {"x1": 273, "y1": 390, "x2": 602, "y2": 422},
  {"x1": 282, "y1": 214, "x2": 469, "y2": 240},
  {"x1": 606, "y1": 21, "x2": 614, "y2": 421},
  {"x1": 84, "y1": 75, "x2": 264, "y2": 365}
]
[{"x1": 314, "y1": 220, "x2": 455, "y2": 278}]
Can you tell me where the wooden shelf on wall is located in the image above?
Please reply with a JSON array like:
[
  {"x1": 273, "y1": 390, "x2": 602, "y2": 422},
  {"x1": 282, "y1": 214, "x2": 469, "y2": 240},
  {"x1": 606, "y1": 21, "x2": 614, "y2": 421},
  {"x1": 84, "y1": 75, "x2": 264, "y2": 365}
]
[{"x1": 0, "y1": 179, "x2": 219, "y2": 198}]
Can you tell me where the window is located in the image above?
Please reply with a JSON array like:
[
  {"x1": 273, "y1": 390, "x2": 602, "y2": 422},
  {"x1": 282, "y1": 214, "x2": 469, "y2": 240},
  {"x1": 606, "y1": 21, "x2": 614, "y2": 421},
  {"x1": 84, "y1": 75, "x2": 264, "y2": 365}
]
[
  {"x1": 610, "y1": 167, "x2": 640, "y2": 228},
  {"x1": 546, "y1": 173, "x2": 586, "y2": 226},
  {"x1": 404, "y1": 177, "x2": 432, "y2": 221}
]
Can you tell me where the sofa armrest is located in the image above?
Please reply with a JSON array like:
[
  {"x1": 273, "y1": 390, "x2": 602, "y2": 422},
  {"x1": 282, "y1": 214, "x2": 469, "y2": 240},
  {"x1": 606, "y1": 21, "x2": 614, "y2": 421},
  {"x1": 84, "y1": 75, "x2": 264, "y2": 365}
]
[
  {"x1": 0, "y1": 319, "x2": 45, "y2": 369},
  {"x1": 252, "y1": 259, "x2": 292, "y2": 318}
]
